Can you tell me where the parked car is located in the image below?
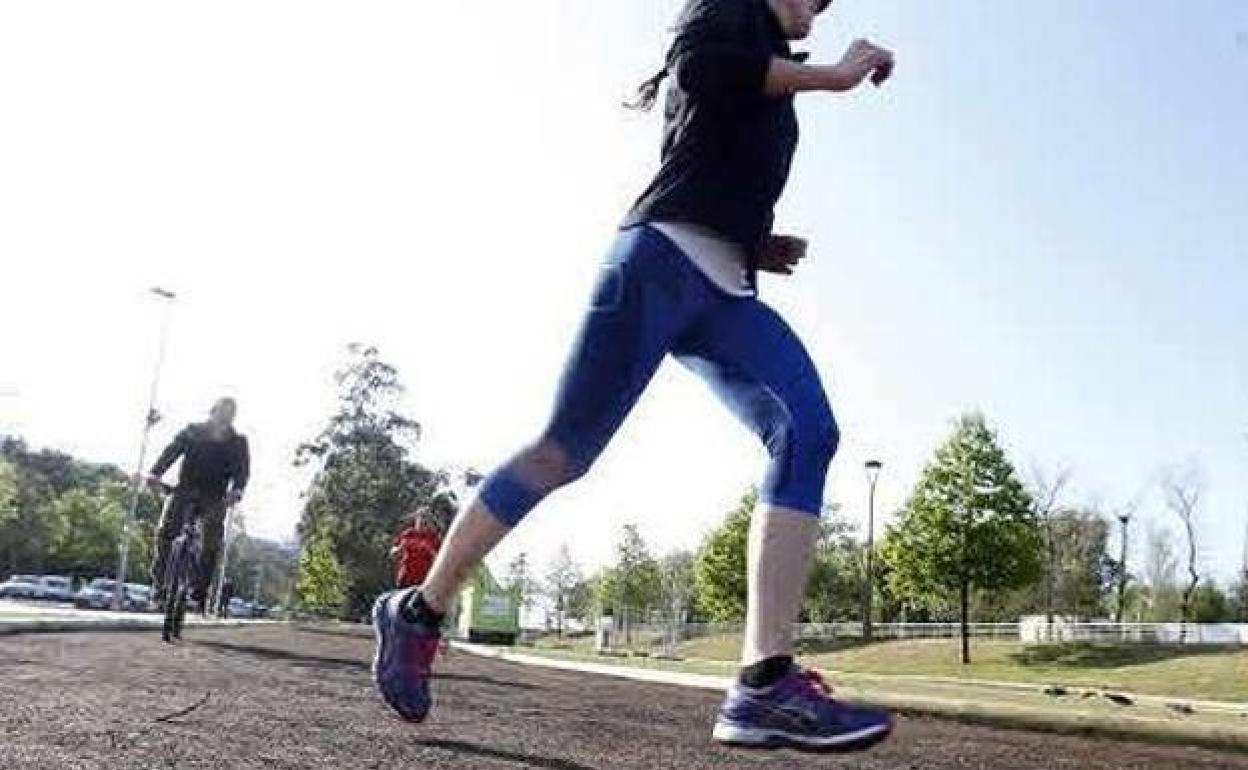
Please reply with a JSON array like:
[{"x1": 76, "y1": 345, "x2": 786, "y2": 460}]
[
  {"x1": 74, "y1": 578, "x2": 150, "y2": 612},
  {"x1": 226, "y1": 596, "x2": 252, "y2": 618},
  {"x1": 126, "y1": 584, "x2": 158, "y2": 613},
  {"x1": 35, "y1": 575, "x2": 76, "y2": 603},
  {"x1": 0, "y1": 575, "x2": 42, "y2": 599}
]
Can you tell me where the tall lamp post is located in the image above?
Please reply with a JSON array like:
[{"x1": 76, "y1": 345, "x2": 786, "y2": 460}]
[
  {"x1": 1115, "y1": 512, "x2": 1131, "y2": 623},
  {"x1": 864, "y1": 459, "x2": 883, "y2": 642},
  {"x1": 115, "y1": 287, "x2": 177, "y2": 610},
  {"x1": 212, "y1": 500, "x2": 241, "y2": 617}
]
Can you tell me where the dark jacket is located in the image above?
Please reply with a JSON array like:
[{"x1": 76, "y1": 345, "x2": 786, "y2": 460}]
[
  {"x1": 622, "y1": 0, "x2": 802, "y2": 279},
  {"x1": 150, "y1": 423, "x2": 250, "y2": 500}
]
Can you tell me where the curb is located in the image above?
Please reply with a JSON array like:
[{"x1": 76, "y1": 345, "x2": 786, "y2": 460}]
[
  {"x1": 673, "y1": 656, "x2": 1248, "y2": 716},
  {"x1": 0, "y1": 617, "x2": 271, "y2": 635},
  {"x1": 455, "y1": 642, "x2": 732, "y2": 691},
  {"x1": 453, "y1": 643, "x2": 1248, "y2": 755}
]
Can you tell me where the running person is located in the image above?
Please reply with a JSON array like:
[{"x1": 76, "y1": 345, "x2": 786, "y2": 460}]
[
  {"x1": 373, "y1": 0, "x2": 895, "y2": 751},
  {"x1": 148, "y1": 397, "x2": 250, "y2": 613},
  {"x1": 391, "y1": 512, "x2": 443, "y2": 589}
]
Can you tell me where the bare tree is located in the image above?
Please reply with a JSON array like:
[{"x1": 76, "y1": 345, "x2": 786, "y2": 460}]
[
  {"x1": 1162, "y1": 468, "x2": 1203, "y2": 640},
  {"x1": 1028, "y1": 464, "x2": 1072, "y2": 629},
  {"x1": 1241, "y1": 434, "x2": 1248, "y2": 621},
  {"x1": 1236, "y1": 515, "x2": 1248, "y2": 622},
  {"x1": 659, "y1": 551, "x2": 695, "y2": 657},
  {"x1": 505, "y1": 551, "x2": 538, "y2": 617},
  {"x1": 1143, "y1": 523, "x2": 1179, "y2": 620},
  {"x1": 544, "y1": 544, "x2": 582, "y2": 637}
]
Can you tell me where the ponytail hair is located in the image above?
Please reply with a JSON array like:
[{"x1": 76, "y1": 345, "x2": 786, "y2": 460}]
[{"x1": 624, "y1": 67, "x2": 669, "y2": 112}]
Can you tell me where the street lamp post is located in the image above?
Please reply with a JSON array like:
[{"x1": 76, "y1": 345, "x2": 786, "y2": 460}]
[
  {"x1": 211, "y1": 503, "x2": 241, "y2": 617},
  {"x1": 114, "y1": 287, "x2": 177, "y2": 610},
  {"x1": 864, "y1": 459, "x2": 883, "y2": 642},
  {"x1": 1116, "y1": 513, "x2": 1131, "y2": 623}
]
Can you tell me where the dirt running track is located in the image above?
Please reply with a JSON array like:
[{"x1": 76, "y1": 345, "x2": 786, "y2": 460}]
[{"x1": 3, "y1": 625, "x2": 1247, "y2": 770}]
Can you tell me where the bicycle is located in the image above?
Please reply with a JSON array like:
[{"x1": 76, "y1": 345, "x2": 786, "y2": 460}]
[{"x1": 150, "y1": 481, "x2": 205, "y2": 644}]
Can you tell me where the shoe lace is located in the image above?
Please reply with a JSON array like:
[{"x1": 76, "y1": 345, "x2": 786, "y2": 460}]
[
  {"x1": 797, "y1": 668, "x2": 834, "y2": 697},
  {"x1": 405, "y1": 633, "x2": 442, "y2": 670}
]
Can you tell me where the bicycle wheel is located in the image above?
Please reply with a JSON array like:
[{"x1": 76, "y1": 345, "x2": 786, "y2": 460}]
[{"x1": 162, "y1": 537, "x2": 186, "y2": 643}]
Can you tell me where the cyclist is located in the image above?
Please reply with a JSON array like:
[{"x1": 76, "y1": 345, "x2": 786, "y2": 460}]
[
  {"x1": 148, "y1": 397, "x2": 250, "y2": 613},
  {"x1": 373, "y1": 0, "x2": 895, "y2": 751}
]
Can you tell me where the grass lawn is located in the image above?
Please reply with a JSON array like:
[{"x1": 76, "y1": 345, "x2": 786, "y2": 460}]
[
  {"x1": 674, "y1": 634, "x2": 1248, "y2": 703},
  {"x1": 484, "y1": 637, "x2": 1248, "y2": 750}
]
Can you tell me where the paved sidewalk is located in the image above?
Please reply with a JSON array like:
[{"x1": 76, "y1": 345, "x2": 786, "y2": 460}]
[{"x1": 0, "y1": 600, "x2": 269, "y2": 634}]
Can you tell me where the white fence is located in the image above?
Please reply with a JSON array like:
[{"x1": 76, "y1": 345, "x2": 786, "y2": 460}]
[
  {"x1": 1018, "y1": 617, "x2": 1248, "y2": 645},
  {"x1": 587, "y1": 618, "x2": 1248, "y2": 649},
  {"x1": 795, "y1": 622, "x2": 1021, "y2": 641}
]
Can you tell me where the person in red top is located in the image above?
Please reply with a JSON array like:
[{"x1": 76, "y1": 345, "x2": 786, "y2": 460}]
[{"x1": 391, "y1": 513, "x2": 443, "y2": 589}]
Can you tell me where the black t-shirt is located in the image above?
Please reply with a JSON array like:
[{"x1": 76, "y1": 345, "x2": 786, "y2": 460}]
[
  {"x1": 150, "y1": 423, "x2": 250, "y2": 499},
  {"x1": 622, "y1": 0, "x2": 802, "y2": 280}
]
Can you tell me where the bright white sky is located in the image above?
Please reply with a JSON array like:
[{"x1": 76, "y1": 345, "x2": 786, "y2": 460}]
[{"x1": 2, "y1": 1, "x2": 1246, "y2": 585}]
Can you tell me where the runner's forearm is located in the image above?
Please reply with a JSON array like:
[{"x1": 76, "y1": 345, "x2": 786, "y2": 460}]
[
  {"x1": 149, "y1": 432, "x2": 188, "y2": 477},
  {"x1": 764, "y1": 58, "x2": 857, "y2": 96},
  {"x1": 232, "y1": 437, "x2": 250, "y2": 494}
]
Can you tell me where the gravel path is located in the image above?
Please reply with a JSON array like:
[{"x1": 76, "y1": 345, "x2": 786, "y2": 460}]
[{"x1": 3, "y1": 625, "x2": 1247, "y2": 769}]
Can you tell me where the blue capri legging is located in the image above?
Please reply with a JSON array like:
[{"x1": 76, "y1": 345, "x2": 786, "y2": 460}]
[{"x1": 479, "y1": 225, "x2": 839, "y2": 525}]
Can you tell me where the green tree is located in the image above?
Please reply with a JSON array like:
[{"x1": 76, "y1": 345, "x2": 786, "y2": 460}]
[
  {"x1": 295, "y1": 344, "x2": 447, "y2": 618},
  {"x1": 617, "y1": 524, "x2": 662, "y2": 615},
  {"x1": 882, "y1": 413, "x2": 1041, "y2": 663},
  {"x1": 659, "y1": 550, "x2": 696, "y2": 621},
  {"x1": 226, "y1": 534, "x2": 299, "y2": 608},
  {"x1": 1189, "y1": 582, "x2": 1232, "y2": 623},
  {"x1": 1231, "y1": 572, "x2": 1248, "y2": 623},
  {"x1": 544, "y1": 544, "x2": 582, "y2": 636},
  {"x1": 1, "y1": 439, "x2": 77, "y2": 573},
  {"x1": 803, "y1": 512, "x2": 868, "y2": 623},
  {"x1": 48, "y1": 483, "x2": 128, "y2": 578},
  {"x1": 296, "y1": 524, "x2": 347, "y2": 612},
  {"x1": 588, "y1": 568, "x2": 612, "y2": 617},
  {"x1": 597, "y1": 524, "x2": 661, "y2": 640},
  {"x1": 564, "y1": 578, "x2": 596, "y2": 625},
  {"x1": 1049, "y1": 509, "x2": 1116, "y2": 618},
  {"x1": 0, "y1": 436, "x2": 162, "y2": 578},
  {"x1": 505, "y1": 551, "x2": 538, "y2": 616},
  {"x1": 0, "y1": 459, "x2": 19, "y2": 573},
  {"x1": 984, "y1": 508, "x2": 1118, "y2": 621},
  {"x1": 694, "y1": 489, "x2": 755, "y2": 622}
]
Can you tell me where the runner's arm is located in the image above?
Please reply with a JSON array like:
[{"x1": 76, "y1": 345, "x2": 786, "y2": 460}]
[
  {"x1": 148, "y1": 427, "x2": 191, "y2": 479},
  {"x1": 231, "y1": 436, "x2": 250, "y2": 496},
  {"x1": 764, "y1": 41, "x2": 893, "y2": 96},
  {"x1": 670, "y1": 4, "x2": 888, "y2": 100}
]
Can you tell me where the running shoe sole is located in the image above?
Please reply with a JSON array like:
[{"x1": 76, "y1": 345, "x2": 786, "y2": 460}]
[{"x1": 711, "y1": 719, "x2": 892, "y2": 752}]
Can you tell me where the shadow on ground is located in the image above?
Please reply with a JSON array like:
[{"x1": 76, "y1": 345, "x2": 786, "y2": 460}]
[
  {"x1": 1010, "y1": 642, "x2": 1240, "y2": 669},
  {"x1": 415, "y1": 738, "x2": 598, "y2": 770},
  {"x1": 794, "y1": 638, "x2": 875, "y2": 656},
  {"x1": 291, "y1": 624, "x2": 373, "y2": 640},
  {"x1": 191, "y1": 640, "x2": 542, "y2": 689}
]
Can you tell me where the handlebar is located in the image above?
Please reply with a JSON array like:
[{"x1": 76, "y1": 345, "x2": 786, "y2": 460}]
[
  {"x1": 146, "y1": 477, "x2": 177, "y2": 496},
  {"x1": 145, "y1": 477, "x2": 239, "y2": 506}
]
